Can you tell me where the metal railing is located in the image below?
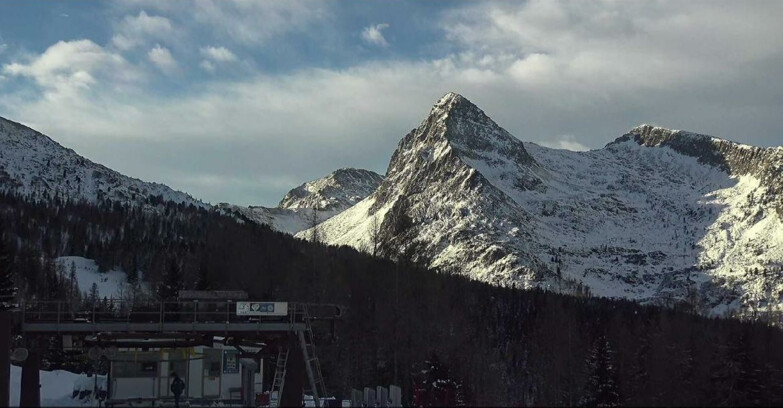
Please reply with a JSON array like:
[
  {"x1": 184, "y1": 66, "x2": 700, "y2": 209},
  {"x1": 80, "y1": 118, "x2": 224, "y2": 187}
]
[{"x1": 18, "y1": 300, "x2": 344, "y2": 328}]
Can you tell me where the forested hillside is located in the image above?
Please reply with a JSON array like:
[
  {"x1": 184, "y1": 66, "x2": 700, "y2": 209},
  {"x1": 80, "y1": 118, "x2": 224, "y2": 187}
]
[{"x1": 2, "y1": 191, "x2": 783, "y2": 405}]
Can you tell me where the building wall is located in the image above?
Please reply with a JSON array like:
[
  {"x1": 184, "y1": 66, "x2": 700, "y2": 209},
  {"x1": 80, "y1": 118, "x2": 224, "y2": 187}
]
[
  {"x1": 111, "y1": 344, "x2": 262, "y2": 401},
  {"x1": 112, "y1": 378, "x2": 156, "y2": 399},
  {"x1": 187, "y1": 349, "x2": 203, "y2": 398}
]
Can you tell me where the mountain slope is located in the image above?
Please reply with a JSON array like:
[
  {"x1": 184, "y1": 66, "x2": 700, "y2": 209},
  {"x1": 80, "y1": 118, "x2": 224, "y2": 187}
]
[
  {"x1": 0, "y1": 116, "x2": 203, "y2": 207},
  {"x1": 220, "y1": 168, "x2": 383, "y2": 234},
  {"x1": 307, "y1": 93, "x2": 783, "y2": 316}
]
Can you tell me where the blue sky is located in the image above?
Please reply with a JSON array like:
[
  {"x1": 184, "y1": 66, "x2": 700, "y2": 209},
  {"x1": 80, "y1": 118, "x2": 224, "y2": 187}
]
[{"x1": 1, "y1": 1, "x2": 782, "y2": 206}]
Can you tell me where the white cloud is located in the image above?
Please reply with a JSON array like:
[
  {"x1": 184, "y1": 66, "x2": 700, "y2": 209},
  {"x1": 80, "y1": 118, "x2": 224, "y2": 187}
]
[
  {"x1": 537, "y1": 135, "x2": 590, "y2": 151},
  {"x1": 191, "y1": 0, "x2": 327, "y2": 45},
  {"x1": 198, "y1": 46, "x2": 237, "y2": 73},
  {"x1": 200, "y1": 46, "x2": 237, "y2": 62},
  {"x1": 199, "y1": 60, "x2": 216, "y2": 73},
  {"x1": 111, "y1": 10, "x2": 175, "y2": 50},
  {"x1": 361, "y1": 23, "x2": 390, "y2": 47},
  {"x1": 0, "y1": 59, "x2": 451, "y2": 204},
  {"x1": 2, "y1": 40, "x2": 138, "y2": 99},
  {"x1": 443, "y1": 0, "x2": 783, "y2": 93},
  {"x1": 147, "y1": 44, "x2": 177, "y2": 73}
]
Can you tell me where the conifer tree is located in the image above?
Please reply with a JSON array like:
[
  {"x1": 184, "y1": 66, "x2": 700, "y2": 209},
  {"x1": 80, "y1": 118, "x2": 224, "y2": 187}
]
[
  {"x1": 580, "y1": 335, "x2": 621, "y2": 407},
  {"x1": 0, "y1": 228, "x2": 17, "y2": 310},
  {"x1": 87, "y1": 282, "x2": 100, "y2": 306},
  {"x1": 158, "y1": 259, "x2": 183, "y2": 300},
  {"x1": 195, "y1": 259, "x2": 210, "y2": 291}
]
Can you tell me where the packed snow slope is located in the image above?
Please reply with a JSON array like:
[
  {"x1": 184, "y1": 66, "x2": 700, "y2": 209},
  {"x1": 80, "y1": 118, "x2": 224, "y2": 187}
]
[
  {"x1": 55, "y1": 256, "x2": 148, "y2": 300},
  {"x1": 219, "y1": 168, "x2": 383, "y2": 234},
  {"x1": 304, "y1": 92, "x2": 783, "y2": 316},
  {"x1": 0, "y1": 116, "x2": 203, "y2": 208},
  {"x1": 10, "y1": 365, "x2": 106, "y2": 407}
]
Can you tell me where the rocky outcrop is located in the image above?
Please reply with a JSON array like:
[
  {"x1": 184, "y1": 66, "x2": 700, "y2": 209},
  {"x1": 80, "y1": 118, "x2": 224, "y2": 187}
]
[{"x1": 616, "y1": 125, "x2": 783, "y2": 217}]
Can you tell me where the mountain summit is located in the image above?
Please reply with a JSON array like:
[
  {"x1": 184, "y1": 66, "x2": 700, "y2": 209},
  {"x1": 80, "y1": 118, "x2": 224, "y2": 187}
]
[
  {"x1": 429, "y1": 92, "x2": 537, "y2": 167},
  {"x1": 303, "y1": 92, "x2": 548, "y2": 283}
]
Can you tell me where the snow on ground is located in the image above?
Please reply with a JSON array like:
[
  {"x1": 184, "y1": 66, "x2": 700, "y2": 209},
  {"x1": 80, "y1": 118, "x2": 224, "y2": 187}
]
[
  {"x1": 56, "y1": 256, "x2": 145, "y2": 300},
  {"x1": 221, "y1": 204, "x2": 327, "y2": 235},
  {"x1": 9, "y1": 365, "x2": 104, "y2": 407}
]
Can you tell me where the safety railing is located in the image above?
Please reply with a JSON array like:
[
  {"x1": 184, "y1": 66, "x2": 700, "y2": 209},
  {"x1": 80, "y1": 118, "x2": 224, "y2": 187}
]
[
  {"x1": 19, "y1": 300, "x2": 344, "y2": 327},
  {"x1": 20, "y1": 300, "x2": 289, "y2": 326}
]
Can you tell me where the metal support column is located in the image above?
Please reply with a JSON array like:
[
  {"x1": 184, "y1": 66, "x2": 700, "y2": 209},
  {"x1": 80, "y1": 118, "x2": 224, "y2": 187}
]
[
  {"x1": 0, "y1": 312, "x2": 11, "y2": 407},
  {"x1": 299, "y1": 330, "x2": 321, "y2": 408},
  {"x1": 240, "y1": 358, "x2": 258, "y2": 407},
  {"x1": 20, "y1": 339, "x2": 40, "y2": 407}
]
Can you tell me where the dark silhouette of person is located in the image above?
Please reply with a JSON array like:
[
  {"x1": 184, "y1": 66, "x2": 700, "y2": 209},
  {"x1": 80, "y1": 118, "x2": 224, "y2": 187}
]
[{"x1": 170, "y1": 372, "x2": 185, "y2": 408}]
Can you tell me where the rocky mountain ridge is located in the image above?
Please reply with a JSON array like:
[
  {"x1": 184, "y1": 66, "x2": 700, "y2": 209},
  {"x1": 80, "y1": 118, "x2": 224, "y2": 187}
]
[
  {"x1": 304, "y1": 93, "x2": 783, "y2": 316},
  {"x1": 618, "y1": 124, "x2": 783, "y2": 217},
  {"x1": 0, "y1": 116, "x2": 203, "y2": 208}
]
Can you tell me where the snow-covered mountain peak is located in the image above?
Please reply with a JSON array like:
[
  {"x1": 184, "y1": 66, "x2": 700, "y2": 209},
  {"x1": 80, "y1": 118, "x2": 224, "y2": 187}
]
[
  {"x1": 278, "y1": 168, "x2": 384, "y2": 212},
  {"x1": 434, "y1": 91, "x2": 464, "y2": 107},
  {"x1": 423, "y1": 93, "x2": 538, "y2": 167},
  {"x1": 307, "y1": 94, "x2": 549, "y2": 282},
  {"x1": 218, "y1": 167, "x2": 383, "y2": 235},
  {"x1": 369, "y1": 93, "x2": 543, "y2": 217}
]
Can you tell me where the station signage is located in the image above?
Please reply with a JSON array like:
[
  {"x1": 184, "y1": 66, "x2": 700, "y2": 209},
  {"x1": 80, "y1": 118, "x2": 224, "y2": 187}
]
[
  {"x1": 236, "y1": 301, "x2": 288, "y2": 316},
  {"x1": 223, "y1": 350, "x2": 239, "y2": 374}
]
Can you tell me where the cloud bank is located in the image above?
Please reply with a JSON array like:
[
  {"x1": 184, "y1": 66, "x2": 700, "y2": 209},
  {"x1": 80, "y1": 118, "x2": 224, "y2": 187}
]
[{"x1": 0, "y1": 0, "x2": 781, "y2": 206}]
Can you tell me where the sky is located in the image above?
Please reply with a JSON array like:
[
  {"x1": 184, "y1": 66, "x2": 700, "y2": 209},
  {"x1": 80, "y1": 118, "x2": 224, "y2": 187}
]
[{"x1": 0, "y1": 1, "x2": 781, "y2": 206}]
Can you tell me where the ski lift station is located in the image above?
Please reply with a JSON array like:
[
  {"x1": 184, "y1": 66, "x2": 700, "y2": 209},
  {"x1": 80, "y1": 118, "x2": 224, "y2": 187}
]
[
  {"x1": 1, "y1": 291, "x2": 346, "y2": 407},
  {"x1": 108, "y1": 340, "x2": 263, "y2": 402}
]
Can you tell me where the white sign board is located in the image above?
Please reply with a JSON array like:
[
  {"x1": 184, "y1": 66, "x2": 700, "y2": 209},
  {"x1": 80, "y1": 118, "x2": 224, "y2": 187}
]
[{"x1": 236, "y1": 302, "x2": 288, "y2": 316}]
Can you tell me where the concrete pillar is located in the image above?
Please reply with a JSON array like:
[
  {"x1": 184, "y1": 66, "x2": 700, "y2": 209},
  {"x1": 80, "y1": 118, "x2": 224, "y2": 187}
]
[
  {"x1": 0, "y1": 312, "x2": 11, "y2": 408},
  {"x1": 20, "y1": 339, "x2": 40, "y2": 407}
]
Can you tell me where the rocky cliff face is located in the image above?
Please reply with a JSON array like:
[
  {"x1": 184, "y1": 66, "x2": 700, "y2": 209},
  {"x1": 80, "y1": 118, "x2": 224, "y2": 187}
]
[
  {"x1": 307, "y1": 93, "x2": 783, "y2": 317},
  {"x1": 617, "y1": 125, "x2": 783, "y2": 217}
]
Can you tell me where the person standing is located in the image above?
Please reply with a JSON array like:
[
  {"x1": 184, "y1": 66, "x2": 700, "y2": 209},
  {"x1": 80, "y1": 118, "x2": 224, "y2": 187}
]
[{"x1": 170, "y1": 372, "x2": 185, "y2": 408}]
